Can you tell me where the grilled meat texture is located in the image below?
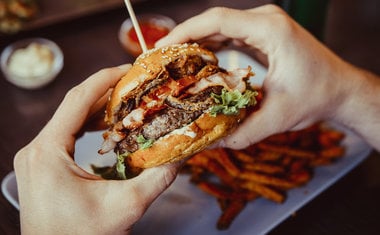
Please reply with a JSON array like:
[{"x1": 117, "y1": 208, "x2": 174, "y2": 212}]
[
  {"x1": 116, "y1": 108, "x2": 202, "y2": 153},
  {"x1": 166, "y1": 55, "x2": 205, "y2": 79},
  {"x1": 165, "y1": 86, "x2": 222, "y2": 111}
]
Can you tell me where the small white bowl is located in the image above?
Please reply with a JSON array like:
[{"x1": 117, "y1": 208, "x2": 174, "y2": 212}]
[
  {"x1": 1, "y1": 38, "x2": 64, "y2": 89},
  {"x1": 119, "y1": 14, "x2": 176, "y2": 57}
]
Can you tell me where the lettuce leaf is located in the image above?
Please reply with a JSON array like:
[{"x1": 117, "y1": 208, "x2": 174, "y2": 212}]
[
  {"x1": 137, "y1": 134, "x2": 154, "y2": 149},
  {"x1": 210, "y1": 89, "x2": 258, "y2": 117},
  {"x1": 113, "y1": 135, "x2": 153, "y2": 180},
  {"x1": 116, "y1": 151, "x2": 129, "y2": 180},
  {"x1": 91, "y1": 164, "x2": 119, "y2": 180}
]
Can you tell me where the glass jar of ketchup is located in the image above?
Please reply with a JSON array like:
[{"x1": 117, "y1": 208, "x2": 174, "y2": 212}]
[
  {"x1": 128, "y1": 22, "x2": 170, "y2": 50},
  {"x1": 119, "y1": 14, "x2": 177, "y2": 57}
]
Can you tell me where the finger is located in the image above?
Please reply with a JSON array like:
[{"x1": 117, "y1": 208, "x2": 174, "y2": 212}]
[
  {"x1": 156, "y1": 5, "x2": 286, "y2": 52},
  {"x1": 87, "y1": 88, "x2": 113, "y2": 119},
  {"x1": 97, "y1": 162, "x2": 182, "y2": 228},
  {"x1": 221, "y1": 93, "x2": 297, "y2": 149},
  {"x1": 42, "y1": 64, "x2": 131, "y2": 150},
  {"x1": 245, "y1": 4, "x2": 286, "y2": 15},
  {"x1": 197, "y1": 37, "x2": 232, "y2": 52},
  {"x1": 78, "y1": 89, "x2": 113, "y2": 134},
  {"x1": 106, "y1": 162, "x2": 181, "y2": 224},
  {"x1": 156, "y1": 7, "x2": 232, "y2": 47}
]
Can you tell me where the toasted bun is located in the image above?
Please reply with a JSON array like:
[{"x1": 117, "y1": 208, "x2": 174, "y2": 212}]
[
  {"x1": 105, "y1": 43, "x2": 218, "y2": 125},
  {"x1": 103, "y1": 43, "x2": 254, "y2": 174},
  {"x1": 126, "y1": 109, "x2": 246, "y2": 169}
]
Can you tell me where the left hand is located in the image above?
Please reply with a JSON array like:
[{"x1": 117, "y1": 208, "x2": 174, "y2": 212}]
[{"x1": 14, "y1": 65, "x2": 181, "y2": 235}]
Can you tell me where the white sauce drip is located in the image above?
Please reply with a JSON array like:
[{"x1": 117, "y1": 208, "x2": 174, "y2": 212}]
[{"x1": 165, "y1": 125, "x2": 197, "y2": 139}]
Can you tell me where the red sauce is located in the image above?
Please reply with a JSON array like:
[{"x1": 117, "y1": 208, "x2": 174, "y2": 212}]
[{"x1": 128, "y1": 22, "x2": 170, "y2": 49}]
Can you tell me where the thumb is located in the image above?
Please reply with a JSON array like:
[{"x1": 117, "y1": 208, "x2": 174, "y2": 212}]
[
  {"x1": 126, "y1": 161, "x2": 182, "y2": 205},
  {"x1": 103, "y1": 161, "x2": 183, "y2": 229}
]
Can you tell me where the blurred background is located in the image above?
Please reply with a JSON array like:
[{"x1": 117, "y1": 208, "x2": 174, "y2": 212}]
[{"x1": 1, "y1": 0, "x2": 379, "y2": 81}]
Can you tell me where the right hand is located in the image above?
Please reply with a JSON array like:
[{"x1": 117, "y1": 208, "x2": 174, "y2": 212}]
[{"x1": 157, "y1": 5, "x2": 380, "y2": 150}]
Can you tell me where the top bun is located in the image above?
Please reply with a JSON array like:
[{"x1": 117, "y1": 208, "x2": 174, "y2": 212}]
[{"x1": 105, "y1": 43, "x2": 218, "y2": 125}]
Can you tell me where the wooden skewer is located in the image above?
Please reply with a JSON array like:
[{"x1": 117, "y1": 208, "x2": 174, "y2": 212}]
[{"x1": 123, "y1": 0, "x2": 147, "y2": 53}]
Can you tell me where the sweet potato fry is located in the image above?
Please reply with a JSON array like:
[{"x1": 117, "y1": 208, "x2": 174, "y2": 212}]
[
  {"x1": 205, "y1": 160, "x2": 236, "y2": 186},
  {"x1": 217, "y1": 198, "x2": 229, "y2": 211},
  {"x1": 211, "y1": 148, "x2": 240, "y2": 177},
  {"x1": 310, "y1": 157, "x2": 333, "y2": 166},
  {"x1": 239, "y1": 171, "x2": 298, "y2": 189},
  {"x1": 320, "y1": 146, "x2": 345, "y2": 159},
  {"x1": 217, "y1": 199, "x2": 247, "y2": 230},
  {"x1": 287, "y1": 170, "x2": 312, "y2": 185},
  {"x1": 318, "y1": 129, "x2": 345, "y2": 147},
  {"x1": 230, "y1": 150, "x2": 255, "y2": 163},
  {"x1": 187, "y1": 166, "x2": 206, "y2": 183},
  {"x1": 240, "y1": 181, "x2": 285, "y2": 203},
  {"x1": 243, "y1": 162, "x2": 285, "y2": 175},
  {"x1": 182, "y1": 122, "x2": 345, "y2": 230},
  {"x1": 256, "y1": 151, "x2": 283, "y2": 162},
  {"x1": 257, "y1": 143, "x2": 317, "y2": 159},
  {"x1": 198, "y1": 181, "x2": 258, "y2": 201},
  {"x1": 197, "y1": 181, "x2": 232, "y2": 198},
  {"x1": 186, "y1": 152, "x2": 210, "y2": 167}
]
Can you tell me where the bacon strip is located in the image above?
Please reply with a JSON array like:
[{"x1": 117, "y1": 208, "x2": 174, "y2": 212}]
[{"x1": 187, "y1": 67, "x2": 252, "y2": 94}]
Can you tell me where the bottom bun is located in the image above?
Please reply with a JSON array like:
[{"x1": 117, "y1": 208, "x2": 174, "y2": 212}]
[{"x1": 125, "y1": 110, "x2": 247, "y2": 170}]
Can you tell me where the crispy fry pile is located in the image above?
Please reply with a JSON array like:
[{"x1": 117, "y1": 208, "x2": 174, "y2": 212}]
[{"x1": 182, "y1": 123, "x2": 345, "y2": 230}]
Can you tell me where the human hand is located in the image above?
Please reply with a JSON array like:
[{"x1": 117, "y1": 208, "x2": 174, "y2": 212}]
[
  {"x1": 14, "y1": 65, "x2": 181, "y2": 235},
  {"x1": 157, "y1": 5, "x2": 380, "y2": 150}
]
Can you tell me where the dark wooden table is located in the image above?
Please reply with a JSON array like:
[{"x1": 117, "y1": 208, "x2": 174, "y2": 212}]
[{"x1": 0, "y1": 0, "x2": 379, "y2": 234}]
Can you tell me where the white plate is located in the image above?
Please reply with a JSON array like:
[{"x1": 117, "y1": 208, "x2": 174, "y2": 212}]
[{"x1": 1, "y1": 50, "x2": 372, "y2": 235}]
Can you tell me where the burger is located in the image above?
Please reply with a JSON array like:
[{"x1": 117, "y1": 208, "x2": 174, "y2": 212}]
[{"x1": 98, "y1": 43, "x2": 258, "y2": 179}]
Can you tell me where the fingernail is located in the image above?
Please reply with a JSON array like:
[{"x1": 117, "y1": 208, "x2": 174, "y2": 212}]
[
  {"x1": 155, "y1": 36, "x2": 169, "y2": 48},
  {"x1": 207, "y1": 139, "x2": 226, "y2": 149},
  {"x1": 218, "y1": 139, "x2": 227, "y2": 148},
  {"x1": 117, "y1": 64, "x2": 132, "y2": 71}
]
